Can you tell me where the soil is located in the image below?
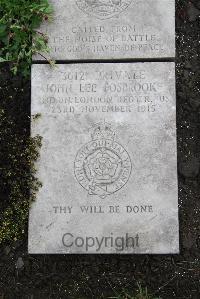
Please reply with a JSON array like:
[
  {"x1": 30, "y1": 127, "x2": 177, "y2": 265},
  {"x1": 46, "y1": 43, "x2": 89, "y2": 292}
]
[{"x1": 0, "y1": 1, "x2": 200, "y2": 298}]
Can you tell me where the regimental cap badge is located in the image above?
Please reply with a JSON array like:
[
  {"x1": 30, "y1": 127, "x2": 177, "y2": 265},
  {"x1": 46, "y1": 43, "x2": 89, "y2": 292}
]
[
  {"x1": 76, "y1": 0, "x2": 133, "y2": 20},
  {"x1": 74, "y1": 122, "x2": 132, "y2": 199}
]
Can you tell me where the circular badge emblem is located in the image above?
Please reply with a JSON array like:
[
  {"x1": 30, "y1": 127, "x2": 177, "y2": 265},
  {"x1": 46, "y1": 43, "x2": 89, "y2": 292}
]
[
  {"x1": 74, "y1": 123, "x2": 132, "y2": 198},
  {"x1": 76, "y1": 0, "x2": 133, "y2": 20}
]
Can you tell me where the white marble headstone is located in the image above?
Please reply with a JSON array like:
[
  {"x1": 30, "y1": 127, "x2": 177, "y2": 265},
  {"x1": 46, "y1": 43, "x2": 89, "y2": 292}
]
[
  {"x1": 33, "y1": 0, "x2": 175, "y2": 61},
  {"x1": 29, "y1": 62, "x2": 179, "y2": 254}
]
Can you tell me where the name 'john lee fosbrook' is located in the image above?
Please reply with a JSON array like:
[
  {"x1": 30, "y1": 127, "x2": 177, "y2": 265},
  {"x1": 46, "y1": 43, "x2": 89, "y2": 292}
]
[{"x1": 45, "y1": 70, "x2": 162, "y2": 95}]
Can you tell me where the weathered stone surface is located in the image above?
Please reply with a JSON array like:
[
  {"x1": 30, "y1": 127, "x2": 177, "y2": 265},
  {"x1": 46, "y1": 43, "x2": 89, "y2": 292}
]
[
  {"x1": 33, "y1": 0, "x2": 175, "y2": 61},
  {"x1": 29, "y1": 62, "x2": 179, "y2": 254}
]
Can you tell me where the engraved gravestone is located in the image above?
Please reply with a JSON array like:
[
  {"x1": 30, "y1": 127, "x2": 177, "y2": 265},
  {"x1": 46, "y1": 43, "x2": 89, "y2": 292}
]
[
  {"x1": 33, "y1": 0, "x2": 175, "y2": 61},
  {"x1": 29, "y1": 62, "x2": 179, "y2": 254}
]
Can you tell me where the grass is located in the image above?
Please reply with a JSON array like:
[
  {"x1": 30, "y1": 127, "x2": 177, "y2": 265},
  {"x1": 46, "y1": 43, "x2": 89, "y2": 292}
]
[
  {"x1": 0, "y1": 68, "x2": 42, "y2": 244},
  {"x1": 109, "y1": 284, "x2": 160, "y2": 299}
]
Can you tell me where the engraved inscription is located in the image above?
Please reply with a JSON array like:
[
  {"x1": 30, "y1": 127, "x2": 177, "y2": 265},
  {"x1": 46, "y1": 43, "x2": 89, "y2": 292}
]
[
  {"x1": 74, "y1": 122, "x2": 132, "y2": 198},
  {"x1": 39, "y1": 68, "x2": 170, "y2": 115},
  {"x1": 76, "y1": 0, "x2": 133, "y2": 19},
  {"x1": 33, "y1": 1, "x2": 175, "y2": 60}
]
